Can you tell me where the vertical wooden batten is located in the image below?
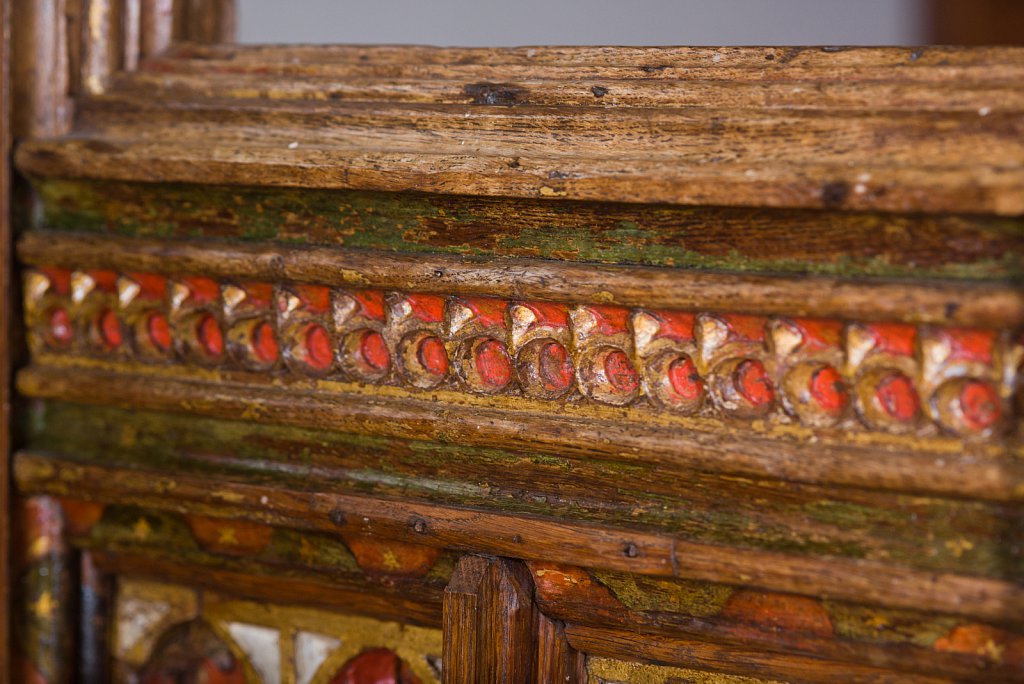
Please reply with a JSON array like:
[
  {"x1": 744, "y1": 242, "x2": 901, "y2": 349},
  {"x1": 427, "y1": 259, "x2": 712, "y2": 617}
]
[
  {"x1": 442, "y1": 556, "x2": 538, "y2": 683},
  {"x1": 11, "y1": 0, "x2": 71, "y2": 138}
]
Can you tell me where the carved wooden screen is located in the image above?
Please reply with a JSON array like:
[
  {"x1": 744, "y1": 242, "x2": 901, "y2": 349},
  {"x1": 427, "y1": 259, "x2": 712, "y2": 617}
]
[{"x1": 7, "y1": 1, "x2": 1024, "y2": 682}]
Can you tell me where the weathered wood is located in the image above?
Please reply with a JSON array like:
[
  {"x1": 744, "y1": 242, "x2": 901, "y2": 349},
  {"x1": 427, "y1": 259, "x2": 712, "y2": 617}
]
[
  {"x1": 565, "y1": 624, "x2": 952, "y2": 684},
  {"x1": 15, "y1": 45, "x2": 1024, "y2": 215},
  {"x1": 17, "y1": 364, "x2": 1023, "y2": 503},
  {"x1": 535, "y1": 612, "x2": 584, "y2": 684},
  {"x1": 91, "y1": 551, "x2": 444, "y2": 628},
  {"x1": 530, "y1": 563, "x2": 1024, "y2": 681},
  {"x1": 17, "y1": 230, "x2": 1023, "y2": 328},
  {"x1": 138, "y1": 0, "x2": 173, "y2": 59},
  {"x1": 14, "y1": 452, "x2": 1024, "y2": 625},
  {"x1": 173, "y1": 0, "x2": 234, "y2": 44},
  {"x1": 8, "y1": 30, "x2": 1024, "y2": 682},
  {"x1": 442, "y1": 556, "x2": 536, "y2": 683},
  {"x1": 28, "y1": 179, "x2": 1024, "y2": 282},
  {"x1": 11, "y1": 0, "x2": 72, "y2": 138},
  {"x1": 13, "y1": 497, "x2": 73, "y2": 684},
  {"x1": 78, "y1": 0, "x2": 121, "y2": 95},
  {"x1": 23, "y1": 402, "x2": 1024, "y2": 583}
]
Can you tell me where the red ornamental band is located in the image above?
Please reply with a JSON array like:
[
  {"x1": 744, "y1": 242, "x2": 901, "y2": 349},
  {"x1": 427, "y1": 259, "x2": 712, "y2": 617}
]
[{"x1": 24, "y1": 266, "x2": 1016, "y2": 439}]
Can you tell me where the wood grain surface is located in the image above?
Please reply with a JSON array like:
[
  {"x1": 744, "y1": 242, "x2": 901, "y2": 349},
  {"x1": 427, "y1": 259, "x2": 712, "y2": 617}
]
[
  {"x1": 17, "y1": 231, "x2": 1023, "y2": 327},
  {"x1": 15, "y1": 44, "x2": 1024, "y2": 215},
  {"x1": 14, "y1": 451, "x2": 1024, "y2": 625}
]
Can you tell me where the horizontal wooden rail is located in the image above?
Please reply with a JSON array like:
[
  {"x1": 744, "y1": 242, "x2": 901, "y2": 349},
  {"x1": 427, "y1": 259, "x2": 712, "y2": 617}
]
[
  {"x1": 14, "y1": 451, "x2": 1023, "y2": 625},
  {"x1": 16, "y1": 363, "x2": 1023, "y2": 502},
  {"x1": 18, "y1": 231, "x2": 1024, "y2": 327}
]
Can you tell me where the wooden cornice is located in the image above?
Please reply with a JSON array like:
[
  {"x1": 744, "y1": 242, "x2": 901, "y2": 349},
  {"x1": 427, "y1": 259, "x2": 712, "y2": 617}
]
[{"x1": 14, "y1": 43, "x2": 1024, "y2": 215}]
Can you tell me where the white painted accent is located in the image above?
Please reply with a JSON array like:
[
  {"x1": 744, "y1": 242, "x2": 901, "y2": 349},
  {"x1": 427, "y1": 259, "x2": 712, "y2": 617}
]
[
  {"x1": 227, "y1": 622, "x2": 281, "y2": 684},
  {"x1": 117, "y1": 597, "x2": 169, "y2": 654},
  {"x1": 295, "y1": 631, "x2": 342, "y2": 684}
]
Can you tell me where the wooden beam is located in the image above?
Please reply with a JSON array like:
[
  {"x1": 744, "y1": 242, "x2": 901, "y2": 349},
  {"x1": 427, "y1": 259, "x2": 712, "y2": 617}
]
[
  {"x1": 17, "y1": 230, "x2": 1024, "y2": 328},
  {"x1": 565, "y1": 623, "x2": 949, "y2": 684},
  {"x1": 91, "y1": 551, "x2": 444, "y2": 628},
  {"x1": 16, "y1": 365, "x2": 1023, "y2": 503},
  {"x1": 14, "y1": 45, "x2": 1024, "y2": 216},
  {"x1": 14, "y1": 452, "x2": 1024, "y2": 625}
]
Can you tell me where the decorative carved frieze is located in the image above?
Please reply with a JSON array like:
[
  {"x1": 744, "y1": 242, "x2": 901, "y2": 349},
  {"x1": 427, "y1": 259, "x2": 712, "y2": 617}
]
[{"x1": 23, "y1": 266, "x2": 1019, "y2": 440}]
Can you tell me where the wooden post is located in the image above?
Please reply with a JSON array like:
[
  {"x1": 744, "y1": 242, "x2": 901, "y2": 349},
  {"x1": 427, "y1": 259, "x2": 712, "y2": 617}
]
[
  {"x1": 14, "y1": 497, "x2": 73, "y2": 684},
  {"x1": 11, "y1": 0, "x2": 72, "y2": 138},
  {"x1": 535, "y1": 613, "x2": 585, "y2": 683},
  {"x1": 442, "y1": 555, "x2": 538, "y2": 683},
  {"x1": 78, "y1": 551, "x2": 110, "y2": 684}
]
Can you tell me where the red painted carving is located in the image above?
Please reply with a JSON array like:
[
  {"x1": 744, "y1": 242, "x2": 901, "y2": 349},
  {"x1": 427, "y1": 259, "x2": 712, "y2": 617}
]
[
  {"x1": 38, "y1": 267, "x2": 71, "y2": 295},
  {"x1": 405, "y1": 294, "x2": 446, "y2": 324},
  {"x1": 586, "y1": 305, "x2": 631, "y2": 336},
  {"x1": 537, "y1": 341, "x2": 574, "y2": 393},
  {"x1": 196, "y1": 313, "x2": 225, "y2": 358},
  {"x1": 47, "y1": 308, "x2": 73, "y2": 346},
  {"x1": 181, "y1": 276, "x2": 221, "y2": 306},
  {"x1": 940, "y1": 328, "x2": 996, "y2": 364},
  {"x1": 604, "y1": 349, "x2": 639, "y2": 394},
  {"x1": 251, "y1": 321, "x2": 280, "y2": 363},
  {"x1": 957, "y1": 380, "x2": 1001, "y2": 431},
  {"x1": 667, "y1": 356, "x2": 703, "y2": 401},
  {"x1": 520, "y1": 301, "x2": 570, "y2": 329},
  {"x1": 288, "y1": 284, "x2": 332, "y2": 314},
  {"x1": 722, "y1": 590, "x2": 834, "y2": 639},
  {"x1": 809, "y1": 365, "x2": 848, "y2": 414},
  {"x1": 147, "y1": 312, "x2": 174, "y2": 352},
  {"x1": 735, "y1": 359, "x2": 774, "y2": 407},
  {"x1": 417, "y1": 336, "x2": 449, "y2": 378},
  {"x1": 23, "y1": 267, "x2": 1014, "y2": 439},
  {"x1": 722, "y1": 314, "x2": 767, "y2": 343},
  {"x1": 473, "y1": 338, "x2": 513, "y2": 390},
  {"x1": 651, "y1": 310, "x2": 697, "y2": 343},
  {"x1": 303, "y1": 323, "x2": 333, "y2": 370},
  {"x1": 935, "y1": 623, "x2": 1024, "y2": 668},
  {"x1": 98, "y1": 310, "x2": 124, "y2": 349},
  {"x1": 865, "y1": 322, "x2": 917, "y2": 357},
  {"x1": 127, "y1": 272, "x2": 168, "y2": 301},
  {"x1": 786, "y1": 318, "x2": 843, "y2": 352},
  {"x1": 58, "y1": 499, "x2": 106, "y2": 537},
  {"x1": 329, "y1": 648, "x2": 422, "y2": 684},
  {"x1": 875, "y1": 372, "x2": 920, "y2": 423},
  {"x1": 139, "y1": 621, "x2": 246, "y2": 684},
  {"x1": 359, "y1": 330, "x2": 390, "y2": 372}
]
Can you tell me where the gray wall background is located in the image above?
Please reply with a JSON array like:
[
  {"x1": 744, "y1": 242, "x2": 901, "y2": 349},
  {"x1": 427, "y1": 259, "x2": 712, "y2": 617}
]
[{"x1": 237, "y1": 0, "x2": 928, "y2": 46}]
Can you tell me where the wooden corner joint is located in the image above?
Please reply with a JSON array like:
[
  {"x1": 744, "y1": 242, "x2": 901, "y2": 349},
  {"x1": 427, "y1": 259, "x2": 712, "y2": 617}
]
[{"x1": 443, "y1": 555, "x2": 582, "y2": 683}]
